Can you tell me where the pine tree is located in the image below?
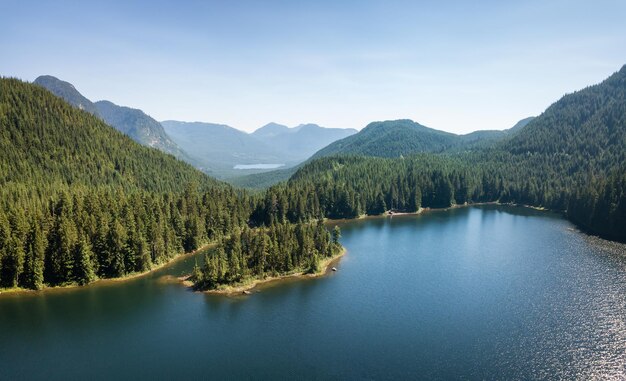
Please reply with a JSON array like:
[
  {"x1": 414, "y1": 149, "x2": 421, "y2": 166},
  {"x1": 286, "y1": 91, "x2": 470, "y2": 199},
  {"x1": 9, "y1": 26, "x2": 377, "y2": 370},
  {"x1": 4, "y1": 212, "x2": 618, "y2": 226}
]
[
  {"x1": 73, "y1": 238, "x2": 96, "y2": 285},
  {"x1": 22, "y1": 221, "x2": 45, "y2": 290},
  {"x1": 332, "y1": 226, "x2": 341, "y2": 247}
]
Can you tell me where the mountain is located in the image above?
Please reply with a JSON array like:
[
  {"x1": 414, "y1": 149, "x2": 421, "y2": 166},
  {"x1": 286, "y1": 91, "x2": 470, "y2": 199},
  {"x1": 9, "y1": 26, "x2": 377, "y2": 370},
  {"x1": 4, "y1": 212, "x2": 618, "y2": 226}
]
[
  {"x1": 311, "y1": 117, "x2": 537, "y2": 159},
  {"x1": 252, "y1": 123, "x2": 357, "y2": 161},
  {"x1": 93, "y1": 100, "x2": 185, "y2": 158},
  {"x1": 162, "y1": 120, "x2": 356, "y2": 179},
  {"x1": 33, "y1": 75, "x2": 98, "y2": 115},
  {"x1": 251, "y1": 122, "x2": 293, "y2": 138},
  {"x1": 234, "y1": 117, "x2": 536, "y2": 189},
  {"x1": 0, "y1": 77, "x2": 249, "y2": 289},
  {"x1": 2, "y1": 78, "x2": 217, "y2": 192},
  {"x1": 311, "y1": 119, "x2": 459, "y2": 159},
  {"x1": 161, "y1": 121, "x2": 293, "y2": 177},
  {"x1": 34, "y1": 75, "x2": 186, "y2": 159},
  {"x1": 453, "y1": 117, "x2": 536, "y2": 151},
  {"x1": 507, "y1": 116, "x2": 535, "y2": 133},
  {"x1": 258, "y1": 65, "x2": 626, "y2": 241},
  {"x1": 504, "y1": 66, "x2": 626, "y2": 157},
  {"x1": 227, "y1": 165, "x2": 301, "y2": 189}
]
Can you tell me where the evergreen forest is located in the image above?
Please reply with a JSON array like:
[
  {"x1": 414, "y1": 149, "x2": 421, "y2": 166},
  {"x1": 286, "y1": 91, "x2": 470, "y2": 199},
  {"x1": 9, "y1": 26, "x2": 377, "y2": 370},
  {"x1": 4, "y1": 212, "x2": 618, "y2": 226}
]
[{"x1": 1, "y1": 65, "x2": 625, "y2": 291}]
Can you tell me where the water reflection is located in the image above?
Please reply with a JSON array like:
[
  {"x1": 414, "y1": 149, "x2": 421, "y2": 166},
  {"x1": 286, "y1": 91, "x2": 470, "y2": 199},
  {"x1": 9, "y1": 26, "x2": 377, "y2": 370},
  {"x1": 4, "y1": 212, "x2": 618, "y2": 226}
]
[{"x1": 0, "y1": 205, "x2": 624, "y2": 380}]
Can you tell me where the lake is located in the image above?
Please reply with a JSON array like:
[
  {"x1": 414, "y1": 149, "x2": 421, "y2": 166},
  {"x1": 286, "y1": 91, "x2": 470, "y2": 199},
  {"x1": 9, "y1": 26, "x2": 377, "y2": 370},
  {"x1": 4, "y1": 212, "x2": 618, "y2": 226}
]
[
  {"x1": 233, "y1": 163, "x2": 285, "y2": 169},
  {"x1": 0, "y1": 205, "x2": 624, "y2": 379}
]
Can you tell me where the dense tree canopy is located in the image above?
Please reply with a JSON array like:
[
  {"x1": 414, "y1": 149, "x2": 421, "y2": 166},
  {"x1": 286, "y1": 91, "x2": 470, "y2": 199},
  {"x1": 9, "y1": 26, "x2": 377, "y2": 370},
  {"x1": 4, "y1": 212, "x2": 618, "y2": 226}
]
[
  {"x1": 0, "y1": 78, "x2": 251, "y2": 289},
  {"x1": 2, "y1": 64, "x2": 626, "y2": 291},
  {"x1": 192, "y1": 220, "x2": 342, "y2": 290},
  {"x1": 251, "y1": 66, "x2": 626, "y2": 242}
]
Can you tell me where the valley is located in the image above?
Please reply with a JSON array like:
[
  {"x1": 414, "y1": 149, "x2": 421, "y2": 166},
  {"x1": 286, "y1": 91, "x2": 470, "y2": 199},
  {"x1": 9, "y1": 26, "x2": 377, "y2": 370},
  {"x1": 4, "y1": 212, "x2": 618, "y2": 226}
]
[{"x1": 2, "y1": 3, "x2": 626, "y2": 377}]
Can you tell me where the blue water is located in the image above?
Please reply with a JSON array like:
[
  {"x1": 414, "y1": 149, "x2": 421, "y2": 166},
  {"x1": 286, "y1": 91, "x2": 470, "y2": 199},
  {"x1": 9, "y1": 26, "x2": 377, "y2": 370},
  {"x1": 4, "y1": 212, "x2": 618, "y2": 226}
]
[
  {"x1": 0, "y1": 205, "x2": 624, "y2": 379},
  {"x1": 233, "y1": 163, "x2": 285, "y2": 169}
]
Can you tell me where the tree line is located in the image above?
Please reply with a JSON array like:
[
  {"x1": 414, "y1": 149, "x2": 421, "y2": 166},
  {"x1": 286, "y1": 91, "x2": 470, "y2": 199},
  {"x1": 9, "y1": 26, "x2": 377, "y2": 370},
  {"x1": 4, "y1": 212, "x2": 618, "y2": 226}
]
[
  {"x1": 0, "y1": 78, "x2": 345, "y2": 291},
  {"x1": 192, "y1": 221, "x2": 342, "y2": 290},
  {"x1": 2, "y1": 67, "x2": 626, "y2": 291},
  {"x1": 251, "y1": 153, "x2": 625, "y2": 242},
  {"x1": 0, "y1": 184, "x2": 249, "y2": 289}
]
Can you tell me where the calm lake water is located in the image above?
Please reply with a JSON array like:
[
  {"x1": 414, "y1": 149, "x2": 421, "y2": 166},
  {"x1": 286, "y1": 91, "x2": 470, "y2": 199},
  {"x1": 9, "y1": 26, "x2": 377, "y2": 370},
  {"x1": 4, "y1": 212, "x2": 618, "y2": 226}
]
[
  {"x1": 1, "y1": 205, "x2": 625, "y2": 380},
  {"x1": 233, "y1": 163, "x2": 285, "y2": 169}
]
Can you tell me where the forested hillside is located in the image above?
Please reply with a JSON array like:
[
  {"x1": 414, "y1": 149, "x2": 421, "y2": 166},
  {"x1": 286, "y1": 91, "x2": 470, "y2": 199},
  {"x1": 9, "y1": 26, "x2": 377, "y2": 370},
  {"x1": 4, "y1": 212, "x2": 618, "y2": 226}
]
[
  {"x1": 1, "y1": 64, "x2": 624, "y2": 291},
  {"x1": 311, "y1": 117, "x2": 534, "y2": 160},
  {"x1": 0, "y1": 78, "x2": 251, "y2": 289},
  {"x1": 34, "y1": 75, "x2": 188, "y2": 159},
  {"x1": 253, "y1": 66, "x2": 626, "y2": 242},
  {"x1": 312, "y1": 119, "x2": 459, "y2": 158}
]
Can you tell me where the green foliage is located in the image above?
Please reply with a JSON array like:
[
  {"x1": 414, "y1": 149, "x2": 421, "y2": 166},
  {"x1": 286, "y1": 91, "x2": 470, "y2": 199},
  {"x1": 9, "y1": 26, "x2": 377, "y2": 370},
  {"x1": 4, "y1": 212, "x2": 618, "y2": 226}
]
[
  {"x1": 3, "y1": 63, "x2": 626, "y2": 291},
  {"x1": 194, "y1": 221, "x2": 341, "y2": 290},
  {"x1": 250, "y1": 66, "x2": 626, "y2": 242},
  {"x1": 312, "y1": 119, "x2": 459, "y2": 159},
  {"x1": 34, "y1": 75, "x2": 186, "y2": 159},
  {"x1": 0, "y1": 78, "x2": 253, "y2": 289}
]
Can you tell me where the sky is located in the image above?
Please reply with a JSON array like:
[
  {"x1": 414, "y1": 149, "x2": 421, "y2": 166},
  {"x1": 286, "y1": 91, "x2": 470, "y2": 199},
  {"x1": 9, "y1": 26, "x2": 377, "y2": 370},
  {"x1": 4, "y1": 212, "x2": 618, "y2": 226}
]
[{"x1": 2, "y1": 0, "x2": 625, "y2": 134}]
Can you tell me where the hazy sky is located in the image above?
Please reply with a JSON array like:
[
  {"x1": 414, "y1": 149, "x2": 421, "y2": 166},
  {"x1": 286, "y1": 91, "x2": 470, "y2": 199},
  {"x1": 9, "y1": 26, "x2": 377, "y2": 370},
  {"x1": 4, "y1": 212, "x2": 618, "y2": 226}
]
[{"x1": 2, "y1": 0, "x2": 625, "y2": 133}]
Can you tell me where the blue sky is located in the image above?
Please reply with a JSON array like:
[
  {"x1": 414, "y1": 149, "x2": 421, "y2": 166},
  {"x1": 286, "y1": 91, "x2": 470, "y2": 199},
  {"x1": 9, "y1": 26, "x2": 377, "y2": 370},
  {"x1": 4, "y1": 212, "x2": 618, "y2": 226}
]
[{"x1": 2, "y1": 0, "x2": 625, "y2": 133}]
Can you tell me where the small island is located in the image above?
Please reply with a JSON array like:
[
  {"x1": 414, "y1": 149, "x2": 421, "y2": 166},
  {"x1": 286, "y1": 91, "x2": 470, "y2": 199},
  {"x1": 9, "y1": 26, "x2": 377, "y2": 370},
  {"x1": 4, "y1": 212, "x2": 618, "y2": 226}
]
[{"x1": 188, "y1": 221, "x2": 344, "y2": 294}]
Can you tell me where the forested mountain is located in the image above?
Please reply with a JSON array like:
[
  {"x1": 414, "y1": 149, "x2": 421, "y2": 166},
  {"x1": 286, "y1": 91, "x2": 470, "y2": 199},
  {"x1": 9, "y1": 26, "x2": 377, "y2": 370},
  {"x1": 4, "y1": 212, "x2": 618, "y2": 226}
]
[
  {"x1": 252, "y1": 66, "x2": 626, "y2": 242},
  {"x1": 503, "y1": 66, "x2": 626, "y2": 160},
  {"x1": 0, "y1": 77, "x2": 347, "y2": 291},
  {"x1": 34, "y1": 75, "x2": 187, "y2": 159},
  {"x1": 2, "y1": 64, "x2": 624, "y2": 293},
  {"x1": 312, "y1": 119, "x2": 459, "y2": 158},
  {"x1": 33, "y1": 75, "x2": 98, "y2": 115},
  {"x1": 251, "y1": 122, "x2": 357, "y2": 161},
  {"x1": 451, "y1": 117, "x2": 535, "y2": 151},
  {"x1": 0, "y1": 78, "x2": 252, "y2": 289},
  {"x1": 311, "y1": 117, "x2": 535, "y2": 159},
  {"x1": 2, "y1": 80, "x2": 216, "y2": 192},
  {"x1": 507, "y1": 116, "x2": 535, "y2": 133},
  {"x1": 227, "y1": 166, "x2": 301, "y2": 190},
  {"x1": 231, "y1": 118, "x2": 534, "y2": 189}
]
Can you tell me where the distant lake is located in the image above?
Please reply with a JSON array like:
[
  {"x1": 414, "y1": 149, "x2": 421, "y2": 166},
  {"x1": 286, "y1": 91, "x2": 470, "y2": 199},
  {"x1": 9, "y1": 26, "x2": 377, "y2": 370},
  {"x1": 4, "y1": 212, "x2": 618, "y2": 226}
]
[
  {"x1": 1, "y1": 205, "x2": 624, "y2": 379},
  {"x1": 234, "y1": 163, "x2": 285, "y2": 169}
]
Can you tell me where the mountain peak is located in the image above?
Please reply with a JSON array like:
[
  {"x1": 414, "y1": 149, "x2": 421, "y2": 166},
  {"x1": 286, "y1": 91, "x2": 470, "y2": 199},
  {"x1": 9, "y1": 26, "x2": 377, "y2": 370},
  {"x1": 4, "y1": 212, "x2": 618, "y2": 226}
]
[
  {"x1": 253, "y1": 122, "x2": 291, "y2": 137},
  {"x1": 311, "y1": 119, "x2": 457, "y2": 159},
  {"x1": 35, "y1": 75, "x2": 75, "y2": 90},
  {"x1": 34, "y1": 75, "x2": 98, "y2": 115},
  {"x1": 35, "y1": 75, "x2": 185, "y2": 158},
  {"x1": 507, "y1": 116, "x2": 535, "y2": 133}
]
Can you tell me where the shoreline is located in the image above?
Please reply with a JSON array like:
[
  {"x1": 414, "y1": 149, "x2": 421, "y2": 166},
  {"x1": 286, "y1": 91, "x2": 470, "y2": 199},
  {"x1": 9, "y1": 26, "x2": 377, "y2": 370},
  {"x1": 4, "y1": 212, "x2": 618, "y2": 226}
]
[
  {"x1": 324, "y1": 201, "x2": 555, "y2": 225},
  {"x1": 0, "y1": 242, "x2": 216, "y2": 297},
  {"x1": 0, "y1": 203, "x2": 557, "y2": 298},
  {"x1": 185, "y1": 247, "x2": 347, "y2": 296}
]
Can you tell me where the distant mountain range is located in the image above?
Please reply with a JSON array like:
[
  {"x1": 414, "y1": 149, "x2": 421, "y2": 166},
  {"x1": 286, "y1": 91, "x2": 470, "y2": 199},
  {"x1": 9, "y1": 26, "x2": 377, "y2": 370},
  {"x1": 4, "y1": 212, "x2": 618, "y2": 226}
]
[
  {"x1": 162, "y1": 120, "x2": 356, "y2": 178},
  {"x1": 252, "y1": 123, "x2": 357, "y2": 160},
  {"x1": 33, "y1": 75, "x2": 357, "y2": 179},
  {"x1": 235, "y1": 118, "x2": 534, "y2": 188},
  {"x1": 161, "y1": 121, "x2": 289, "y2": 176},
  {"x1": 33, "y1": 75, "x2": 538, "y2": 184}
]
